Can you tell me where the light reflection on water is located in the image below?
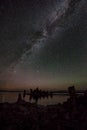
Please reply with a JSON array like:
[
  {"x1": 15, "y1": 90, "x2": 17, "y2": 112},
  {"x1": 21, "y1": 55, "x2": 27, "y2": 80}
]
[{"x1": 0, "y1": 92, "x2": 69, "y2": 105}]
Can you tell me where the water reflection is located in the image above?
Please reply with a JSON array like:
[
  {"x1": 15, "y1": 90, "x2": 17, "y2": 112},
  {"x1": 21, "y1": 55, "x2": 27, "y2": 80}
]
[
  {"x1": 0, "y1": 92, "x2": 68, "y2": 105},
  {"x1": 27, "y1": 89, "x2": 53, "y2": 104},
  {"x1": 29, "y1": 93, "x2": 53, "y2": 104}
]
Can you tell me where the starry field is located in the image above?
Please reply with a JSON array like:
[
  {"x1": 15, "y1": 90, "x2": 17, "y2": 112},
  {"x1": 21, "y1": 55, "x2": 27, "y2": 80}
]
[{"x1": 0, "y1": 0, "x2": 87, "y2": 90}]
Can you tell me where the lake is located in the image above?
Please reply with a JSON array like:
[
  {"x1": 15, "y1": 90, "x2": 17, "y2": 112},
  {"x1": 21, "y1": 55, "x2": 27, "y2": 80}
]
[{"x1": 0, "y1": 92, "x2": 69, "y2": 106}]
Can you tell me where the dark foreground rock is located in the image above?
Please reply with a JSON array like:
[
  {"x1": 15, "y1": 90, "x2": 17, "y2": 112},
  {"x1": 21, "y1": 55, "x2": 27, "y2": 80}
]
[{"x1": 0, "y1": 89, "x2": 87, "y2": 130}]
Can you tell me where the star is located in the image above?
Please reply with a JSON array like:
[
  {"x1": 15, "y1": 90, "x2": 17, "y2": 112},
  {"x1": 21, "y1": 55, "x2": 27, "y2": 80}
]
[
  {"x1": 36, "y1": 70, "x2": 40, "y2": 73},
  {"x1": 13, "y1": 70, "x2": 17, "y2": 74}
]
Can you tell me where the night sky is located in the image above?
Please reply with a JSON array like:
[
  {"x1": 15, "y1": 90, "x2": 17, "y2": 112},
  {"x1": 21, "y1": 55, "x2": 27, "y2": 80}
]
[{"x1": 0, "y1": 0, "x2": 87, "y2": 90}]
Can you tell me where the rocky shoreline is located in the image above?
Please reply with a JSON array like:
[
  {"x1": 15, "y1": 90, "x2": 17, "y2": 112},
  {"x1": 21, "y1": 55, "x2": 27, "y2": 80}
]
[{"x1": 0, "y1": 86, "x2": 87, "y2": 130}]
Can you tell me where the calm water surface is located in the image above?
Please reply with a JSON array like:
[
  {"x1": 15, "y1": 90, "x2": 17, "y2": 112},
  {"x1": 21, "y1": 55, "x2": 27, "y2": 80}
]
[{"x1": 0, "y1": 92, "x2": 69, "y2": 105}]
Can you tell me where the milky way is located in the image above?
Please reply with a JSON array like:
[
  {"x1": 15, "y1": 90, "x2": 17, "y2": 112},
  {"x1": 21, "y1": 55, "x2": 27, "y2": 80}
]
[{"x1": 0, "y1": 0, "x2": 87, "y2": 90}]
